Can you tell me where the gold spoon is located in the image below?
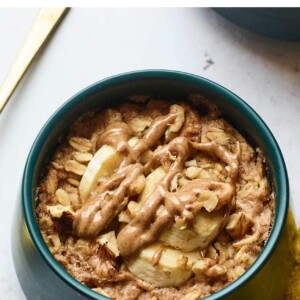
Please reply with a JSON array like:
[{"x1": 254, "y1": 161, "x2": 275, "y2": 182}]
[{"x1": 0, "y1": 7, "x2": 69, "y2": 113}]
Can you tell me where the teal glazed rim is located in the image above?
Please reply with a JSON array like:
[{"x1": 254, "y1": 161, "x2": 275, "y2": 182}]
[{"x1": 22, "y1": 70, "x2": 289, "y2": 300}]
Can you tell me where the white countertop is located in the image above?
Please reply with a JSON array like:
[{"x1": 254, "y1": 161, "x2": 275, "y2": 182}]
[{"x1": 0, "y1": 8, "x2": 299, "y2": 299}]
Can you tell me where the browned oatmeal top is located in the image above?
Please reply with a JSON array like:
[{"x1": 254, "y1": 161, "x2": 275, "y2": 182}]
[{"x1": 36, "y1": 95, "x2": 274, "y2": 300}]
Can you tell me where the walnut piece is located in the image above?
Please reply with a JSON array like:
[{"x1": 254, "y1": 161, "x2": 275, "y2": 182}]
[
  {"x1": 88, "y1": 244, "x2": 118, "y2": 278},
  {"x1": 205, "y1": 128, "x2": 229, "y2": 146},
  {"x1": 185, "y1": 159, "x2": 197, "y2": 167},
  {"x1": 192, "y1": 258, "x2": 227, "y2": 279},
  {"x1": 47, "y1": 204, "x2": 73, "y2": 218},
  {"x1": 128, "y1": 175, "x2": 146, "y2": 196},
  {"x1": 128, "y1": 117, "x2": 152, "y2": 133},
  {"x1": 226, "y1": 212, "x2": 253, "y2": 239},
  {"x1": 165, "y1": 105, "x2": 185, "y2": 141},
  {"x1": 96, "y1": 231, "x2": 120, "y2": 257},
  {"x1": 185, "y1": 167, "x2": 202, "y2": 179},
  {"x1": 127, "y1": 201, "x2": 140, "y2": 217},
  {"x1": 199, "y1": 191, "x2": 218, "y2": 212}
]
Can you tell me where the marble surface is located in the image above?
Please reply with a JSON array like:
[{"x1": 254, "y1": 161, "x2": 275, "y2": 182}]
[{"x1": 0, "y1": 8, "x2": 299, "y2": 300}]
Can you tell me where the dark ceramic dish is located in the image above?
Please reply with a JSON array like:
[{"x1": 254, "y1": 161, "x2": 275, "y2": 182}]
[
  {"x1": 12, "y1": 70, "x2": 293, "y2": 300},
  {"x1": 213, "y1": 8, "x2": 300, "y2": 41}
]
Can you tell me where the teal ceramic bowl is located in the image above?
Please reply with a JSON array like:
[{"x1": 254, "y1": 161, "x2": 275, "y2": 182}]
[
  {"x1": 213, "y1": 8, "x2": 300, "y2": 41},
  {"x1": 12, "y1": 70, "x2": 293, "y2": 300}
]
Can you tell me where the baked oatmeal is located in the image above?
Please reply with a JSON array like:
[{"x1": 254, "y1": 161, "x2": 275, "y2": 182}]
[{"x1": 36, "y1": 95, "x2": 274, "y2": 300}]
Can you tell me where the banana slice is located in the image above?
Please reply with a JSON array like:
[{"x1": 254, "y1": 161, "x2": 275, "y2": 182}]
[
  {"x1": 79, "y1": 137, "x2": 139, "y2": 202},
  {"x1": 79, "y1": 145, "x2": 122, "y2": 202},
  {"x1": 126, "y1": 242, "x2": 200, "y2": 287},
  {"x1": 138, "y1": 166, "x2": 223, "y2": 252},
  {"x1": 159, "y1": 210, "x2": 224, "y2": 252},
  {"x1": 138, "y1": 166, "x2": 166, "y2": 205}
]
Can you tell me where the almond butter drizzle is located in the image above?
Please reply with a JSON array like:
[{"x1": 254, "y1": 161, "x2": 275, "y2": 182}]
[{"x1": 73, "y1": 105, "x2": 240, "y2": 258}]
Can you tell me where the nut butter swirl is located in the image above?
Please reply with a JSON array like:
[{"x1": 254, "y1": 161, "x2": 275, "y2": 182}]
[{"x1": 73, "y1": 104, "x2": 240, "y2": 258}]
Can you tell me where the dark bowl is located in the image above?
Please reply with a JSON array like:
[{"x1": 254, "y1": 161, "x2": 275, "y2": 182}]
[
  {"x1": 213, "y1": 8, "x2": 300, "y2": 41},
  {"x1": 12, "y1": 70, "x2": 294, "y2": 300}
]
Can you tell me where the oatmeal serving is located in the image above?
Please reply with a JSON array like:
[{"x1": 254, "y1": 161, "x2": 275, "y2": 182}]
[{"x1": 36, "y1": 95, "x2": 274, "y2": 300}]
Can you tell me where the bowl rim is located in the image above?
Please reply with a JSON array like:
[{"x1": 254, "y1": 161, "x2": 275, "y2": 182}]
[{"x1": 22, "y1": 69, "x2": 289, "y2": 300}]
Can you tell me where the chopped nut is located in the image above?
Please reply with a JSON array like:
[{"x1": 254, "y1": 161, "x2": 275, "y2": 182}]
[
  {"x1": 165, "y1": 105, "x2": 185, "y2": 141},
  {"x1": 235, "y1": 266, "x2": 246, "y2": 277},
  {"x1": 75, "y1": 239, "x2": 93, "y2": 259},
  {"x1": 118, "y1": 210, "x2": 131, "y2": 223},
  {"x1": 185, "y1": 160, "x2": 197, "y2": 167},
  {"x1": 64, "y1": 160, "x2": 86, "y2": 176},
  {"x1": 88, "y1": 244, "x2": 118, "y2": 278},
  {"x1": 174, "y1": 215, "x2": 188, "y2": 230},
  {"x1": 198, "y1": 169, "x2": 212, "y2": 179},
  {"x1": 205, "y1": 128, "x2": 229, "y2": 145},
  {"x1": 128, "y1": 117, "x2": 152, "y2": 132},
  {"x1": 206, "y1": 245, "x2": 218, "y2": 260},
  {"x1": 185, "y1": 167, "x2": 202, "y2": 179},
  {"x1": 47, "y1": 204, "x2": 73, "y2": 218},
  {"x1": 170, "y1": 173, "x2": 182, "y2": 192},
  {"x1": 214, "y1": 242, "x2": 228, "y2": 264},
  {"x1": 72, "y1": 151, "x2": 93, "y2": 163},
  {"x1": 192, "y1": 259, "x2": 210, "y2": 278},
  {"x1": 178, "y1": 176, "x2": 190, "y2": 187},
  {"x1": 128, "y1": 175, "x2": 146, "y2": 196},
  {"x1": 193, "y1": 259, "x2": 226, "y2": 279},
  {"x1": 55, "y1": 188, "x2": 70, "y2": 206},
  {"x1": 169, "y1": 105, "x2": 185, "y2": 132},
  {"x1": 69, "y1": 137, "x2": 92, "y2": 152},
  {"x1": 127, "y1": 201, "x2": 140, "y2": 216},
  {"x1": 206, "y1": 264, "x2": 227, "y2": 278},
  {"x1": 226, "y1": 212, "x2": 253, "y2": 239},
  {"x1": 199, "y1": 191, "x2": 218, "y2": 212},
  {"x1": 127, "y1": 136, "x2": 139, "y2": 147},
  {"x1": 97, "y1": 231, "x2": 120, "y2": 257}
]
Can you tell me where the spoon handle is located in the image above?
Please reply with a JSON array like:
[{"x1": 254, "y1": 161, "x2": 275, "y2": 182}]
[{"x1": 0, "y1": 7, "x2": 69, "y2": 113}]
